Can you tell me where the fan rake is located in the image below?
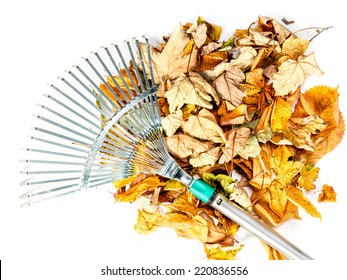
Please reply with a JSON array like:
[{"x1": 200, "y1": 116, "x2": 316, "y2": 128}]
[{"x1": 20, "y1": 37, "x2": 312, "y2": 260}]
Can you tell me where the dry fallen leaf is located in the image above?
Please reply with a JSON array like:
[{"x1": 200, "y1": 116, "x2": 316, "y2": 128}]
[
  {"x1": 273, "y1": 53, "x2": 324, "y2": 96},
  {"x1": 165, "y1": 72, "x2": 220, "y2": 113},
  {"x1": 318, "y1": 184, "x2": 337, "y2": 202}
]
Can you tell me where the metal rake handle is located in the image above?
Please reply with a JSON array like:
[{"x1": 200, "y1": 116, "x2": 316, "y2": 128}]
[{"x1": 162, "y1": 158, "x2": 313, "y2": 260}]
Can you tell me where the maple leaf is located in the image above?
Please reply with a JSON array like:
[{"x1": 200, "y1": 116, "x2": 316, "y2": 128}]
[
  {"x1": 272, "y1": 52, "x2": 324, "y2": 96},
  {"x1": 162, "y1": 109, "x2": 184, "y2": 137},
  {"x1": 298, "y1": 164, "x2": 320, "y2": 191},
  {"x1": 318, "y1": 184, "x2": 337, "y2": 202},
  {"x1": 141, "y1": 24, "x2": 198, "y2": 83},
  {"x1": 182, "y1": 109, "x2": 226, "y2": 143},
  {"x1": 165, "y1": 134, "x2": 210, "y2": 159},
  {"x1": 213, "y1": 67, "x2": 246, "y2": 107},
  {"x1": 164, "y1": 72, "x2": 220, "y2": 113}
]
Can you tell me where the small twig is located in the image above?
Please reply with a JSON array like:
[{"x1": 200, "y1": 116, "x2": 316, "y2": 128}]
[
  {"x1": 293, "y1": 26, "x2": 333, "y2": 41},
  {"x1": 282, "y1": 17, "x2": 295, "y2": 25}
]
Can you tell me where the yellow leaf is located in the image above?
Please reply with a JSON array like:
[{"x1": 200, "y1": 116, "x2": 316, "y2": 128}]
[
  {"x1": 270, "y1": 96, "x2": 292, "y2": 132},
  {"x1": 318, "y1": 184, "x2": 337, "y2": 202},
  {"x1": 268, "y1": 185, "x2": 288, "y2": 218},
  {"x1": 182, "y1": 109, "x2": 226, "y2": 143},
  {"x1": 273, "y1": 53, "x2": 324, "y2": 96},
  {"x1": 285, "y1": 186, "x2": 321, "y2": 219},
  {"x1": 197, "y1": 16, "x2": 222, "y2": 41},
  {"x1": 160, "y1": 213, "x2": 209, "y2": 242},
  {"x1": 213, "y1": 67, "x2": 245, "y2": 107},
  {"x1": 262, "y1": 242, "x2": 286, "y2": 260},
  {"x1": 113, "y1": 175, "x2": 137, "y2": 189},
  {"x1": 204, "y1": 243, "x2": 242, "y2": 260},
  {"x1": 164, "y1": 179, "x2": 186, "y2": 191},
  {"x1": 165, "y1": 72, "x2": 220, "y2": 113},
  {"x1": 165, "y1": 134, "x2": 210, "y2": 159},
  {"x1": 170, "y1": 191, "x2": 204, "y2": 216},
  {"x1": 162, "y1": 109, "x2": 184, "y2": 137},
  {"x1": 298, "y1": 165, "x2": 320, "y2": 191},
  {"x1": 115, "y1": 176, "x2": 166, "y2": 202},
  {"x1": 134, "y1": 210, "x2": 160, "y2": 234}
]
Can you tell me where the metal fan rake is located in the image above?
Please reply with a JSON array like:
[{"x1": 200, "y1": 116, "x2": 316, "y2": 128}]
[{"x1": 20, "y1": 37, "x2": 312, "y2": 260}]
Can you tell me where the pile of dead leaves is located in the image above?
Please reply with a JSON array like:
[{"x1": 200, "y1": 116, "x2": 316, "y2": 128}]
[{"x1": 107, "y1": 16, "x2": 344, "y2": 260}]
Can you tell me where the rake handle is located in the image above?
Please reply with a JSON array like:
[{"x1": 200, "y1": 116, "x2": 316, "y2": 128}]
[{"x1": 190, "y1": 179, "x2": 313, "y2": 260}]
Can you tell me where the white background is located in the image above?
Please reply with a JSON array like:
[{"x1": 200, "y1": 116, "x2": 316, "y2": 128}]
[{"x1": 1, "y1": 0, "x2": 346, "y2": 279}]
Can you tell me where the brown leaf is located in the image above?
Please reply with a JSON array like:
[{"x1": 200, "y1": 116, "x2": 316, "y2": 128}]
[
  {"x1": 141, "y1": 25, "x2": 198, "y2": 83},
  {"x1": 213, "y1": 67, "x2": 246, "y2": 107},
  {"x1": 219, "y1": 127, "x2": 250, "y2": 164}
]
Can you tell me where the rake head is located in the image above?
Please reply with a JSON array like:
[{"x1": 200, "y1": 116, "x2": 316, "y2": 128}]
[{"x1": 20, "y1": 37, "x2": 169, "y2": 207}]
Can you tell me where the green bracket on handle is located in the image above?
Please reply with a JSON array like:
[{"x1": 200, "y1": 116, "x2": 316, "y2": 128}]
[{"x1": 190, "y1": 179, "x2": 215, "y2": 203}]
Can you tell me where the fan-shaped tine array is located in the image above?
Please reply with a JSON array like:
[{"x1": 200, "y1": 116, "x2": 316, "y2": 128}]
[{"x1": 20, "y1": 37, "x2": 167, "y2": 207}]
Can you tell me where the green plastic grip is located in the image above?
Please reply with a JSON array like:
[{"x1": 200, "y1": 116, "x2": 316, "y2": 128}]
[{"x1": 190, "y1": 179, "x2": 215, "y2": 203}]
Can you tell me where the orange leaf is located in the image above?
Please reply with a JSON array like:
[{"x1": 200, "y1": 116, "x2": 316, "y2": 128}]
[{"x1": 318, "y1": 184, "x2": 337, "y2": 202}]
